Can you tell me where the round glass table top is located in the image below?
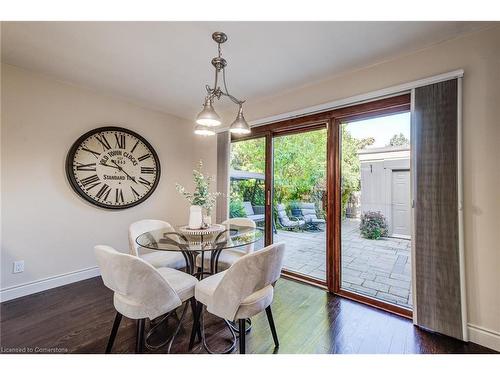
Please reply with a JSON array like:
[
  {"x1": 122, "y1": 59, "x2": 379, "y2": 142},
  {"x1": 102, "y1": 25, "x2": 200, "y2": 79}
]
[{"x1": 135, "y1": 224, "x2": 263, "y2": 252}]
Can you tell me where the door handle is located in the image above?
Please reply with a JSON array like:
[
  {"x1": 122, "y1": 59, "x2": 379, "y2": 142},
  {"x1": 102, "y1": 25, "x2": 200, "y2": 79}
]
[{"x1": 266, "y1": 190, "x2": 271, "y2": 206}]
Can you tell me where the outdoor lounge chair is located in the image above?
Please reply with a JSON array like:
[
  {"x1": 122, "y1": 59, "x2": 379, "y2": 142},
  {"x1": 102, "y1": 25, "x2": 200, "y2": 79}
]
[
  {"x1": 242, "y1": 201, "x2": 265, "y2": 224},
  {"x1": 298, "y1": 202, "x2": 326, "y2": 231},
  {"x1": 276, "y1": 204, "x2": 305, "y2": 231}
]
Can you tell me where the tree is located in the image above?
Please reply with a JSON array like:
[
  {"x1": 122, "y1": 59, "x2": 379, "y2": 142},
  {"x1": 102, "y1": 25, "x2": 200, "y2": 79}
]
[
  {"x1": 388, "y1": 133, "x2": 409, "y2": 147},
  {"x1": 230, "y1": 127, "x2": 373, "y2": 218},
  {"x1": 340, "y1": 127, "x2": 374, "y2": 217},
  {"x1": 230, "y1": 138, "x2": 265, "y2": 173},
  {"x1": 230, "y1": 138, "x2": 266, "y2": 206}
]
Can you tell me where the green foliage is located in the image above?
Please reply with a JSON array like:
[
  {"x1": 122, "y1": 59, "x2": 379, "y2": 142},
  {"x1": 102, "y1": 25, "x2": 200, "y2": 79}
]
[
  {"x1": 176, "y1": 160, "x2": 220, "y2": 214},
  {"x1": 229, "y1": 199, "x2": 247, "y2": 218},
  {"x1": 341, "y1": 126, "x2": 374, "y2": 217},
  {"x1": 230, "y1": 138, "x2": 266, "y2": 207},
  {"x1": 231, "y1": 138, "x2": 265, "y2": 174},
  {"x1": 359, "y1": 211, "x2": 388, "y2": 240},
  {"x1": 388, "y1": 133, "x2": 409, "y2": 147},
  {"x1": 230, "y1": 179, "x2": 265, "y2": 206},
  {"x1": 230, "y1": 127, "x2": 373, "y2": 218},
  {"x1": 272, "y1": 130, "x2": 327, "y2": 205}
]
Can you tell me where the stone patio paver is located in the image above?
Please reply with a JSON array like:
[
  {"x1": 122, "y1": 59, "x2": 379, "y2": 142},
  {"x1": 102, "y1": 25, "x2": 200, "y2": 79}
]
[{"x1": 274, "y1": 218, "x2": 413, "y2": 309}]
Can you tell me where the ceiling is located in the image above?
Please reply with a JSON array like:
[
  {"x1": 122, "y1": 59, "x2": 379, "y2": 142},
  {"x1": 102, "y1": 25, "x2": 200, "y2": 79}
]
[{"x1": 1, "y1": 22, "x2": 490, "y2": 120}]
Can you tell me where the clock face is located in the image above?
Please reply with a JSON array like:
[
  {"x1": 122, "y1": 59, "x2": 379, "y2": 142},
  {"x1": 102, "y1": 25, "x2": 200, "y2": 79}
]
[{"x1": 66, "y1": 127, "x2": 160, "y2": 209}]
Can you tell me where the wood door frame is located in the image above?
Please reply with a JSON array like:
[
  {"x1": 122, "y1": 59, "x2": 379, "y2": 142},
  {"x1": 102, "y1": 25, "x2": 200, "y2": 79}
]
[
  {"x1": 330, "y1": 94, "x2": 412, "y2": 319},
  {"x1": 230, "y1": 132, "x2": 273, "y2": 247},
  {"x1": 272, "y1": 122, "x2": 331, "y2": 289},
  {"x1": 233, "y1": 120, "x2": 329, "y2": 287},
  {"x1": 231, "y1": 93, "x2": 412, "y2": 318}
]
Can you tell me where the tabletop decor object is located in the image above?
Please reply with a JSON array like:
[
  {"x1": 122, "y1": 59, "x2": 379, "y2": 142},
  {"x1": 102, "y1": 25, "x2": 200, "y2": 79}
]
[
  {"x1": 176, "y1": 161, "x2": 220, "y2": 229},
  {"x1": 66, "y1": 126, "x2": 160, "y2": 209},
  {"x1": 177, "y1": 223, "x2": 226, "y2": 243}
]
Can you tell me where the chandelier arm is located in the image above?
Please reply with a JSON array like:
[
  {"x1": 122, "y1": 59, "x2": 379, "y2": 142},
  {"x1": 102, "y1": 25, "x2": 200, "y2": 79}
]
[
  {"x1": 213, "y1": 68, "x2": 219, "y2": 93},
  {"x1": 221, "y1": 68, "x2": 245, "y2": 106},
  {"x1": 221, "y1": 91, "x2": 244, "y2": 106}
]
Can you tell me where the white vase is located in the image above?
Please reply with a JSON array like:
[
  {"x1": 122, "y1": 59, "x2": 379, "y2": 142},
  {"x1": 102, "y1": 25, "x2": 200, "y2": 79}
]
[{"x1": 188, "y1": 205, "x2": 203, "y2": 229}]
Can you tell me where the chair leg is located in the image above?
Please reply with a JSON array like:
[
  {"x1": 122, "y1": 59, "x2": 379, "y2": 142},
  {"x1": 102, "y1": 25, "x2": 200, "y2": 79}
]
[
  {"x1": 105, "y1": 312, "x2": 122, "y2": 353},
  {"x1": 189, "y1": 300, "x2": 202, "y2": 350},
  {"x1": 238, "y1": 319, "x2": 246, "y2": 354},
  {"x1": 265, "y1": 306, "x2": 279, "y2": 348},
  {"x1": 136, "y1": 318, "x2": 145, "y2": 353}
]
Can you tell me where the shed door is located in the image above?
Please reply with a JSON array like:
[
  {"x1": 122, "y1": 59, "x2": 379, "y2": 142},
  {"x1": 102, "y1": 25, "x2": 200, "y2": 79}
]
[{"x1": 391, "y1": 170, "x2": 411, "y2": 238}]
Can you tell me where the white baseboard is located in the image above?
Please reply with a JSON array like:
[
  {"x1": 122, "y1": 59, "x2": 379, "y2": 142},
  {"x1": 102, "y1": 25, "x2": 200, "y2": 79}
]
[
  {"x1": 468, "y1": 323, "x2": 500, "y2": 352},
  {"x1": 0, "y1": 266, "x2": 100, "y2": 303}
]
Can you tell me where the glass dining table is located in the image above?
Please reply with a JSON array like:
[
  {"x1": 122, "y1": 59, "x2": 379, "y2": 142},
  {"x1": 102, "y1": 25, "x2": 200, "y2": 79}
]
[{"x1": 135, "y1": 223, "x2": 264, "y2": 278}]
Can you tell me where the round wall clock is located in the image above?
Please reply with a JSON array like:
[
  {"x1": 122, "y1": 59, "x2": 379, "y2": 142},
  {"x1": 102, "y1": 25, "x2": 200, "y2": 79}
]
[{"x1": 66, "y1": 126, "x2": 161, "y2": 209}]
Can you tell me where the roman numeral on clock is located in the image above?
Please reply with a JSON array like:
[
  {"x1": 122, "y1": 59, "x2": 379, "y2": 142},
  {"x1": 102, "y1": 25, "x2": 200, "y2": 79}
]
[
  {"x1": 95, "y1": 184, "x2": 111, "y2": 201},
  {"x1": 95, "y1": 134, "x2": 111, "y2": 151},
  {"x1": 75, "y1": 162, "x2": 96, "y2": 171},
  {"x1": 114, "y1": 134, "x2": 126, "y2": 149},
  {"x1": 80, "y1": 174, "x2": 100, "y2": 187},
  {"x1": 141, "y1": 166, "x2": 155, "y2": 174},
  {"x1": 138, "y1": 154, "x2": 151, "y2": 162},
  {"x1": 138, "y1": 177, "x2": 152, "y2": 186},
  {"x1": 115, "y1": 188, "x2": 124, "y2": 203},
  {"x1": 131, "y1": 186, "x2": 140, "y2": 199},
  {"x1": 130, "y1": 140, "x2": 140, "y2": 154},
  {"x1": 82, "y1": 147, "x2": 101, "y2": 159}
]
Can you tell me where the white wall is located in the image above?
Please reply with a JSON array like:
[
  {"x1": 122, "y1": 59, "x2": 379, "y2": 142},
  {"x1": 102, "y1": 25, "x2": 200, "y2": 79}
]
[
  {"x1": 238, "y1": 26, "x2": 500, "y2": 350},
  {"x1": 0, "y1": 64, "x2": 216, "y2": 300}
]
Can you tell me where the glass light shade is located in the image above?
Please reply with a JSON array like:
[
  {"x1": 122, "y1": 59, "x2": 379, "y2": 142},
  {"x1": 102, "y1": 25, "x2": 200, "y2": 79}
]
[
  {"x1": 195, "y1": 99, "x2": 221, "y2": 127},
  {"x1": 194, "y1": 124, "x2": 216, "y2": 136},
  {"x1": 229, "y1": 106, "x2": 251, "y2": 134}
]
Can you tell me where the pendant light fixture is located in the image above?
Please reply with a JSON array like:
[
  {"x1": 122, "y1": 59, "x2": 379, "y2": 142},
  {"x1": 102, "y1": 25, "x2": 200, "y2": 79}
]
[{"x1": 194, "y1": 32, "x2": 250, "y2": 136}]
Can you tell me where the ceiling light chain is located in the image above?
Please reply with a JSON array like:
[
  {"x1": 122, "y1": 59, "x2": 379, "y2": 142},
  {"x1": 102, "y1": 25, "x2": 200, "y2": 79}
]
[{"x1": 194, "y1": 32, "x2": 251, "y2": 136}]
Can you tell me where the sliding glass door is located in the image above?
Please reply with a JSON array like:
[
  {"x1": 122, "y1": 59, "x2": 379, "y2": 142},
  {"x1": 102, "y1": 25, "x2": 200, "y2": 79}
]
[
  {"x1": 272, "y1": 128, "x2": 328, "y2": 283},
  {"x1": 228, "y1": 94, "x2": 412, "y2": 316},
  {"x1": 229, "y1": 136, "x2": 267, "y2": 250},
  {"x1": 336, "y1": 110, "x2": 413, "y2": 315}
]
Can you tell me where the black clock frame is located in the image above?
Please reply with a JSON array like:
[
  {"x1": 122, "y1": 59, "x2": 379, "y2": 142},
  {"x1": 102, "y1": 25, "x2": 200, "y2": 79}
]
[{"x1": 66, "y1": 126, "x2": 161, "y2": 210}]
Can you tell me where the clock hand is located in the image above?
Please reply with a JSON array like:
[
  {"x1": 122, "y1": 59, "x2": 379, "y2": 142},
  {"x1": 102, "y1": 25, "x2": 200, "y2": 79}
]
[
  {"x1": 100, "y1": 162, "x2": 121, "y2": 170},
  {"x1": 111, "y1": 160, "x2": 138, "y2": 184}
]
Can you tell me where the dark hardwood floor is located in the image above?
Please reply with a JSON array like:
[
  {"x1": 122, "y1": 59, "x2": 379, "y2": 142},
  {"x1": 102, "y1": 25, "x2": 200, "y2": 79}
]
[{"x1": 0, "y1": 277, "x2": 495, "y2": 354}]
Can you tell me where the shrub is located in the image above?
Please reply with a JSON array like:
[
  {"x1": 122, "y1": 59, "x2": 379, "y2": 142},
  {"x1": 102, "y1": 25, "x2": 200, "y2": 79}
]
[
  {"x1": 229, "y1": 200, "x2": 247, "y2": 218},
  {"x1": 288, "y1": 201, "x2": 302, "y2": 217},
  {"x1": 359, "y1": 211, "x2": 388, "y2": 240}
]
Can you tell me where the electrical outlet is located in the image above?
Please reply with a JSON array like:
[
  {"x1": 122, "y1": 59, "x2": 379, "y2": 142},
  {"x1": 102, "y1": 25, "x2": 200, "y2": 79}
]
[{"x1": 13, "y1": 260, "x2": 24, "y2": 273}]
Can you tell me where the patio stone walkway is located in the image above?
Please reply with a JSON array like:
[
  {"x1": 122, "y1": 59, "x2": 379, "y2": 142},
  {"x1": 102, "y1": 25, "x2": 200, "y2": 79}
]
[{"x1": 275, "y1": 218, "x2": 413, "y2": 309}]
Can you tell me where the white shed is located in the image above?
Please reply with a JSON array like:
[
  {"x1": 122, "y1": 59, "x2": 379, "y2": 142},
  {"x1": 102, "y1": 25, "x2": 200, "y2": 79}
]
[{"x1": 358, "y1": 146, "x2": 411, "y2": 239}]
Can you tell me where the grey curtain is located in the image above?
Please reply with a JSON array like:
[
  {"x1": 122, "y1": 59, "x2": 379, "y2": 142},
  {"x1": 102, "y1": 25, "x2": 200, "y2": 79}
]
[
  {"x1": 216, "y1": 131, "x2": 230, "y2": 223},
  {"x1": 413, "y1": 79, "x2": 464, "y2": 340}
]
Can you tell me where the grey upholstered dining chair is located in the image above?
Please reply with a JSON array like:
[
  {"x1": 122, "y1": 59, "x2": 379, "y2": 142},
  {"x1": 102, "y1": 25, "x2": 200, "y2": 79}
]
[
  {"x1": 128, "y1": 219, "x2": 186, "y2": 270},
  {"x1": 195, "y1": 217, "x2": 257, "y2": 273},
  {"x1": 94, "y1": 245, "x2": 198, "y2": 353},
  {"x1": 190, "y1": 242, "x2": 286, "y2": 354}
]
